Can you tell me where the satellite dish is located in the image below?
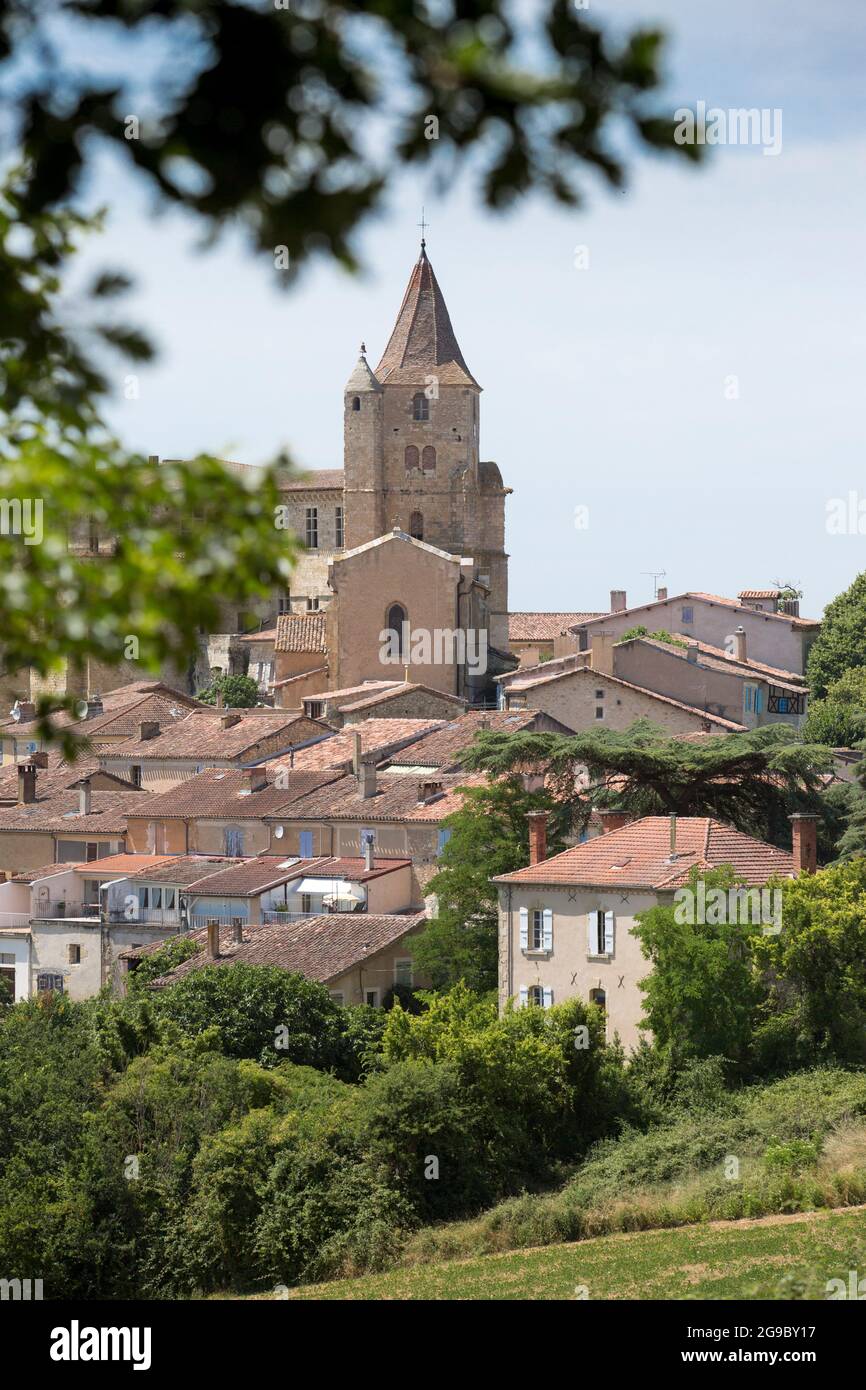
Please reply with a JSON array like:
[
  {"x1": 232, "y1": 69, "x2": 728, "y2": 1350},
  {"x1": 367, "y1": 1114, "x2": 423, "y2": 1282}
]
[
  {"x1": 274, "y1": 825, "x2": 284, "y2": 840},
  {"x1": 75, "y1": 700, "x2": 88, "y2": 719},
  {"x1": 11, "y1": 706, "x2": 21, "y2": 722}
]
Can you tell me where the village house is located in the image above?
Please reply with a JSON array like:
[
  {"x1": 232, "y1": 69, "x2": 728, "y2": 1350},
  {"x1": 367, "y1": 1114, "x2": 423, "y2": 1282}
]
[
  {"x1": 0, "y1": 769, "x2": 151, "y2": 873},
  {"x1": 603, "y1": 631, "x2": 808, "y2": 729},
  {"x1": 501, "y1": 663, "x2": 745, "y2": 734},
  {"x1": 126, "y1": 908, "x2": 430, "y2": 1007},
  {"x1": 508, "y1": 612, "x2": 603, "y2": 668},
  {"x1": 0, "y1": 681, "x2": 201, "y2": 765},
  {"x1": 381, "y1": 708, "x2": 571, "y2": 772},
  {"x1": 272, "y1": 717, "x2": 447, "y2": 772},
  {"x1": 98, "y1": 707, "x2": 332, "y2": 791},
  {"x1": 494, "y1": 810, "x2": 814, "y2": 1050},
  {"x1": 568, "y1": 590, "x2": 819, "y2": 675},
  {"x1": 301, "y1": 679, "x2": 466, "y2": 727}
]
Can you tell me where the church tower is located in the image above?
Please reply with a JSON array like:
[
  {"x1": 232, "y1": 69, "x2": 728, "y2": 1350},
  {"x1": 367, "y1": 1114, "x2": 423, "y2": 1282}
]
[{"x1": 342, "y1": 241, "x2": 510, "y2": 651}]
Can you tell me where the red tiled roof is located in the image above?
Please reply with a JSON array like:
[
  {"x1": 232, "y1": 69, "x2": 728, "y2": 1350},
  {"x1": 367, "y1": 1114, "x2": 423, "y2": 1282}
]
[
  {"x1": 509, "y1": 612, "x2": 602, "y2": 642},
  {"x1": 0, "y1": 787, "x2": 151, "y2": 834},
  {"x1": 337, "y1": 682, "x2": 466, "y2": 714},
  {"x1": 278, "y1": 469, "x2": 344, "y2": 491},
  {"x1": 494, "y1": 816, "x2": 796, "y2": 888},
  {"x1": 142, "y1": 911, "x2": 427, "y2": 987},
  {"x1": 738, "y1": 589, "x2": 780, "y2": 600},
  {"x1": 386, "y1": 710, "x2": 539, "y2": 768},
  {"x1": 265, "y1": 769, "x2": 485, "y2": 824},
  {"x1": 107, "y1": 709, "x2": 329, "y2": 759},
  {"x1": 274, "y1": 612, "x2": 328, "y2": 654},
  {"x1": 123, "y1": 767, "x2": 344, "y2": 819},
  {"x1": 268, "y1": 719, "x2": 444, "y2": 771},
  {"x1": 375, "y1": 248, "x2": 478, "y2": 387},
  {"x1": 628, "y1": 636, "x2": 807, "y2": 694}
]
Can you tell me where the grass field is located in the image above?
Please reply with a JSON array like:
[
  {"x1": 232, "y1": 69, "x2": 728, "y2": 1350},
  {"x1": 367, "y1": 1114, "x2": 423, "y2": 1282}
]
[{"x1": 282, "y1": 1206, "x2": 866, "y2": 1301}]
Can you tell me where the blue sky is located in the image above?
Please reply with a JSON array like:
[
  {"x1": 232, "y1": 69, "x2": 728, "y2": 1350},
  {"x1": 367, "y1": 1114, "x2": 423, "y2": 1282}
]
[{"x1": 66, "y1": 0, "x2": 866, "y2": 619}]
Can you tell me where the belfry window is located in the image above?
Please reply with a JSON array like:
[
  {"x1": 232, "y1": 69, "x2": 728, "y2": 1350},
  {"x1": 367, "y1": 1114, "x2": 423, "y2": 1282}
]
[
  {"x1": 412, "y1": 393, "x2": 429, "y2": 421},
  {"x1": 352, "y1": 396, "x2": 361, "y2": 411},
  {"x1": 409, "y1": 511, "x2": 423, "y2": 540},
  {"x1": 421, "y1": 445, "x2": 436, "y2": 471},
  {"x1": 405, "y1": 445, "x2": 419, "y2": 471}
]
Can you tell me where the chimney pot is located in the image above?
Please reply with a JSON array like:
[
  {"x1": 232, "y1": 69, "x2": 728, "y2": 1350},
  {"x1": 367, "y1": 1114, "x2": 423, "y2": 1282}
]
[
  {"x1": 78, "y1": 777, "x2": 92, "y2": 816},
  {"x1": 734, "y1": 625, "x2": 747, "y2": 663},
  {"x1": 245, "y1": 766, "x2": 268, "y2": 792},
  {"x1": 669, "y1": 813, "x2": 678, "y2": 859},
  {"x1": 17, "y1": 762, "x2": 37, "y2": 805},
  {"x1": 657, "y1": 586, "x2": 668, "y2": 601},
  {"x1": 231, "y1": 916, "x2": 244, "y2": 945},
  {"x1": 789, "y1": 813, "x2": 818, "y2": 875},
  {"x1": 362, "y1": 831, "x2": 374, "y2": 872},
  {"x1": 352, "y1": 730, "x2": 362, "y2": 777},
  {"x1": 610, "y1": 589, "x2": 627, "y2": 613},
  {"x1": 206, "y1": 918, "x2": 220, "y2": 958},
  {"x1": 358, "y1": 759, "x2": 377, "y2": 800},
  {"x1": 527, "y1": 810, "x2": 548, "y2": 866}
]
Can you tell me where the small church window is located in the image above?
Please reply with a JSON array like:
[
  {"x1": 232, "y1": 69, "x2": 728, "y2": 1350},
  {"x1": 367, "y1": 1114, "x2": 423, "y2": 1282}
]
[
  {"x1": 421, "y1": 445, "x2": 436, "y2": 471},
  {"x1": 405, "y1": 445, "x2": 419, "y2": 471},
  {"x1": 409, "y1": 511, "x2": 423, "y2": 540},
  {"x1": 412, "y1": 393, "x2": 429, "y2": 421},
  {"x1": 387, "y1": 603, "x2": 408, "y2": 662},
  {"x1": 352, "y1": 397, "x2": 361, "y2": 411}
]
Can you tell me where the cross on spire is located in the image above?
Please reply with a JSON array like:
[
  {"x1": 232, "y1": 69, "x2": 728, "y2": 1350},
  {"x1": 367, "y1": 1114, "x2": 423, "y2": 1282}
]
[{"x1": 418, "y1": 207, "x2": 428, "y2": 249}]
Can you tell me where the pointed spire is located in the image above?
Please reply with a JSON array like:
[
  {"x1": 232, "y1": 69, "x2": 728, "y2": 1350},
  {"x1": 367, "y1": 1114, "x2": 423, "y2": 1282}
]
[
  {"x1": 344, "y1": 342, "x2": 382, "y2": 394},
  {"x1": 375, "y1": 246, "x2": 479, "y2": 388}
]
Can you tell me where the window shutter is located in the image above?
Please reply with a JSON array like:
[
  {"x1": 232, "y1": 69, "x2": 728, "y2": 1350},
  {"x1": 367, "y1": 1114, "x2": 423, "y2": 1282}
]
[
  {"x1": 604, "y1": 910, "x2": 614, "y2": 954},
  {"x1": 543, "y1": 986, "x2": 553, "y2": 1009},
  {"x1": 519, "y1": 907, "x2": 529, "y2": 950},
  {"x1": 519, "y1": 986, "x2": 528, "y2": 1008},
  {"x1": 542, "y1": 908, "x2": 553, "y2": 951},
  {"x1": 586, "y1": 913, "x2": 595, "y2": 953}
]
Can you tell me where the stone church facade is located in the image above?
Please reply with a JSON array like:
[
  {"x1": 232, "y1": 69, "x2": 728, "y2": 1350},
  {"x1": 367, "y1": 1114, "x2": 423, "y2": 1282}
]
[{"x1": 4, "y1": 245, "x2": 513, "y2": 707}]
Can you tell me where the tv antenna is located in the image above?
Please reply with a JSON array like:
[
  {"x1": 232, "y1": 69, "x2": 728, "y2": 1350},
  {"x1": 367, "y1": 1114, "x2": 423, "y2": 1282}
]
[{"x1": 642, "y1": 569, "x2": 667, "y2": 600}]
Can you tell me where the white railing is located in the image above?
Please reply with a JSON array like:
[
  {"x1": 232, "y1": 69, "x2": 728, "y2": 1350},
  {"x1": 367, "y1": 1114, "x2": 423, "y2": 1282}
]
[{"x1": 0, "y1": 911, "x2": 30, "y2": 927}]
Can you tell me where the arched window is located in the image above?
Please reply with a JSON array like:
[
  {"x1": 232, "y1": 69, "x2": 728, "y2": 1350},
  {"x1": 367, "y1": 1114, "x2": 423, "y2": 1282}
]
[
  {"x1": 409, "y1": 511, "x2": 423, "y2": 540},
  {"x1": 351, "y1": 396, "x2": 361, "y2": 411},
  {"x1": 421, "y1": 445, "x2": 436, "y2": 471},
  {"x1": 589, "y1": 988, "x2": 607, "y2": 1016},
  {"x1": 386, "y1": 603, "x2": 408, "y2": 662},
  {"x1": 404, "y1": 445, "x2": 419, "y2": 471},
  {"x1": 412, "y1": 393, "x2": 429, "y2": 421}
]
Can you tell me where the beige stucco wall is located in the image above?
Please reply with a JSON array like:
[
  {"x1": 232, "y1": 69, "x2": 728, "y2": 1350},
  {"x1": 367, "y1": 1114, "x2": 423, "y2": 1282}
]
[
  {"x1": 612, "y1": 641, "x2": 805, "y2": 730},
  {"x1": 497, "y1": 884, "x2": 660, "y2": 1051},
  {"x1": 327, "y1": 923, "x2": 429, "y2": 1005},
  {"x1": 505, "y1": 669, "x2": 721, "y2": 734},
  {"x1": 575, "y1": 600, "x2": 813, "y2": 674}
]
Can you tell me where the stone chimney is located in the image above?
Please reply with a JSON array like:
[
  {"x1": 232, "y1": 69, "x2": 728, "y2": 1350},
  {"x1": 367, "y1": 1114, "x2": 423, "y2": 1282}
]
[
  {"x1": 734, "y1": 626, "x2": 747, "y2": 663},
  {"x1": 139, "y1": 720, "x2": 160, "y2": 741},
  {"x1": 78, "y1": 778, "x2": 92, "y2": 816},
  {"x1": 610, "y1": 589, "x2": 627, "y2": 613},
  {"x1": 358, "y1": 759, "x2": 377, "y2": 800},
  {"x1": 17, "y1": 762, "x2": 37, "y2": 804},
  {"x1": 417, "y1": 778, "x2": 444, "y2": 804},
  {"x1": 220, "y1": 713, "x2": 241, "y2": 730},
  {"x1": 215, "y1": 687, "x2": 225, "y2": 710},
  {"x1": 597, "y1": 809, "x2": 630, "y2": 834},
  {"x1": 231, "y1": 917, "x2": 244, "y2": 945},
  {"x1": 206, "y1": 918, "x2": 220, "y2": 958},
  {"x1": 527, "y1": 810, "x2": 548, "y2": 866},
  {"x1": 669, "y1": 813, "x2": 678, "y2": 859},
  {"x1": 590, "y1": 633, "x2": 615, "y2": 676},
  {"x1": 657, "y1": 586, "x2": 668, "y2": 601},
  {"x1": 351, "y1": 730, "x2": 362, "y2": 777},
  {"x1": 790, "y1": 813, "x2": 818, "y2": 874},
  {"x1": 362, "y1": 830, "x2": 374, "y2": 872},
  {"x1": 246, "y1": 767, "x2": 268, "y2": 792}
]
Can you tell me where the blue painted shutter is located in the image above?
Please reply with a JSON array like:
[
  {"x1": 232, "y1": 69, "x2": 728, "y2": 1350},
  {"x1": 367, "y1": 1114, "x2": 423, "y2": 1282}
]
[{"x1": 519, "y1": 907, "x2": 528, "y2": 950}]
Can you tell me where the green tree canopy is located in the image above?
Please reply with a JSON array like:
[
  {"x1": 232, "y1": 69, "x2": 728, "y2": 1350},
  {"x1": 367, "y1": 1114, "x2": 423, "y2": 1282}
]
[
  {"x1": 801, "y1": 666, "x2": 866, "y2": 747},
  {"x1": 462, "y1": 721, "x2": 834, "y2": 846},
  {"x1": 410, "y1": 778, "x2": 571, "y2": 992},
  {"x1": 197, "y1": 673, "x2": 261, "y2": 708},
  {"x1": 806, "y1": 571, "x2": 866, "y2": 699}
]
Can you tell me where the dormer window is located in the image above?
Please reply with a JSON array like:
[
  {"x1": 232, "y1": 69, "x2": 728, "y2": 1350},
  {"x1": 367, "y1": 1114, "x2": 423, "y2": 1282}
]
[{"x1": 412, "y1": 393, "x2": 429, "y2": 421}]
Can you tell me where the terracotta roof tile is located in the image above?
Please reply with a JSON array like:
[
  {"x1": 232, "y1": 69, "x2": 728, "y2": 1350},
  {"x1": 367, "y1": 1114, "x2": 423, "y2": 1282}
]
[
  {"x1": 509, "y1": 612, "x2": 603, "y2": 642},
  {"x1": 506, "y1": 665, "x2": 745, "y2": 732},
  {"x1": 123, "y1": 767, "x2": 344, "y2": 819},
  {"x1": 107, "y1": 709, "x2": 329, "y2": 760},
  {"x1": 572, "y1": 592, "x2": 819, "y2": 632},
  {"x1": 0, "y1": 787, "x2": 151, "y2": 834},
  {"x1": 375, "y1": 248, "x2": 478, "y2": 387},
  {"x1": 386, "y1": 710, "x2": 539, "y2": 769},
  {"x1": 141, "y1": 911, "x2": 427, "y2": 987},
  {"x1": 268, "y1": 719, "x2": 444, "y2": 771},
  {"x1": 494, "y1": 815, "x2": 795, "y2": 888},
  {"x1": 274, "y1": 613, "x2": 328, "y2": 654}
]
